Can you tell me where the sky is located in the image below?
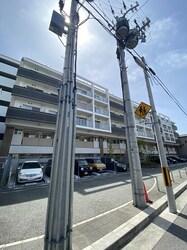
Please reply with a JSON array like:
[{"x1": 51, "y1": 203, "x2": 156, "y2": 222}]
[{"x1": 1, "y1": 0, "x2": 187, "y2": 135}]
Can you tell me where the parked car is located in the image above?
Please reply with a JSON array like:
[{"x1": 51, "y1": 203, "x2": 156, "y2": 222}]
[
  {"x1": 101, "y1": 157, "x2": 127, "y2": 172},
  {"x1": 17, "y1": 161, "x2": 43, "y2": 183},
  {"x1": 114, "y1": 161, "x2": 127, "y2": 172},
  {"x1": 148, "y1": 155, "x2": 178, "y2": 165},
  {"x1": 45, "y1": 159, "x2": 52, "y2": 177},
  {"x1": 74, "y1": 159, "x2": 92, "y2": 177},
  {"x1": 86, "y1": 158, "x2": 106, "y2": 172},
  {"x1": 167, "y1": 157, "x2": 178, "y2": 165},
  {"x1": 167, "y1": 156, "x2": 187, "y2": 163}
]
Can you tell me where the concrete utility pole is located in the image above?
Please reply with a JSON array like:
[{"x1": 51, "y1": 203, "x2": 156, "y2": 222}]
[
  {"x1": 115, "y1": 4, "x2": 150, "y2": 208},
  {"x1": 134, "y1": 56, "x2": 177, "y2": 213},
  {"x1": 44, "y1": 0, "x2": 79, "y2": 249},
  {"x1": 117, "y1": 46, "x2": 146, "y2": 208}
]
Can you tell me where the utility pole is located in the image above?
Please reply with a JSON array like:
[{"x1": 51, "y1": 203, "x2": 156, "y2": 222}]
[
  {"x1": 44, "y1": 0, "x2": 79, "y2": 249},
  {"x1": 115, "y1": 3, "x2": 150, "y2": 208},
  {"x1": 117, "y1": 46, "x2": 145, "y2": 208},
  {"x1": 134, "y1": 56, "x2": 177, "y2": 213}
]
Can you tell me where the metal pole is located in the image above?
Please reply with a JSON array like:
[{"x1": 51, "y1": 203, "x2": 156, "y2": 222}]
[
  {"x1": 44, "y1": 1, "x2": 79, "y2": 249},
  {"x1": 141, "y1": 57, "x2": 177, "y2": 213},
  {"x1": 118, "y1": 46, "x2": 146, "y2": 208}
]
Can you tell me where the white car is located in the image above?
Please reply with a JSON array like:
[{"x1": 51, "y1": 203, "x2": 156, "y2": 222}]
[{"x1": 17, "y1": 161, "x2": 43, "y2": 183}]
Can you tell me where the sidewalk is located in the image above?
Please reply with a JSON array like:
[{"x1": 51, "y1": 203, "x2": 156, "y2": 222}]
[
  {"x1": 122, "y1": 189, "x2": 187, "y2": 250},
  {"x1": 0, "y1": 179, "x2": 187, "y2": 250}
]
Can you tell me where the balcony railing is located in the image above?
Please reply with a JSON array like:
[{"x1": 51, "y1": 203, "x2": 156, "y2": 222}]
[
  {"x1": 77, "y1": 88, "x2": 92, "y2": 97},
  {"x1": 94, "y1": 94, "x2": 108, "y2": 103},
  {"x1": 77, "y1": 101, "x2": 93, "y2": 112},
  {"x1": 146, "y1": 132, "x2": 154, "y2": 138},
  {"x1": 17, "y1": 67, "x2": 61, "y2": 88},
  {"x1": 111, "y1": 126, "x2": 126, "y2": 136},
  {"x1": 76, "y1": 118, "x2": 93, "y2": 128},
  {"x1": 137, "y1": 131, "x2": 145, "y2": 137},
  {"x1": 75, "y1": 141, "x2": 94, "y2": 148},
  {"x1": 110, "y1": 112, "x2": 124, "y2": 123},
  {"x1": 95, "y1": 122, "x2": 110, "y2": 131},
  {"x1": 95, "y1": 107, "x2": 109, "y2": 116},
  {"x1": 6, "y1": 107, "x2": 56, "y2": 124},
  {"x1": 22, "y1": 137, "x2": 53, "y2": 146}
]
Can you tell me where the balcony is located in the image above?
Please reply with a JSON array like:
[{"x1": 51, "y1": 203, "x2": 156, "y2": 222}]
[
  {"x1": 95, "y1": 122, "x2": 110, "y2": 131},
  {"x1": 77, "y1": 88, "x2": 92, "y2": 97},
  {"x1": 12, "y1": 85, "x2": 58, "y2": 105},
  {"x1": 77, "y1": 100, "x2": 93, "y2": 112},
  {"x1": 146, "y1": 132, "x2": 154, "y2": 138},
  {"x1": 6, "y1": 107, "x2": 57, "y2": 124},
  {"x1": 17, "y1": 67, "x2": 61, "y2": 88},
  {"x1": 111, "y1": 126, "x2": 126, "y2": 136},
  {"x1": 110, "y1": 101, "x2": 124, "y2": 112},
  {"x1": 22, "y1": 137, "x2": 53, "y2": 146},
  {"x1": 103, "y1": 143, "x2": 126, "y2": 154},
  {"x1": 75, "y1": 140, "x2": 94, "y2": 148},
  {"x1": 95, "y1": 107, "x2": 109, "y2": 116},
  {"x1": 76, "y1": 117, "x2": 93, "y2": 128},
  {"x1": 94, "y1": 94, "x2": 108, "y2": 103},
  {"x1": 110, "y1": 112, "x2": 124, "y2": 123}
]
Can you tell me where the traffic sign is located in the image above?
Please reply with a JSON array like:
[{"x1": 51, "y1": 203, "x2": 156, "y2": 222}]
[{"x1": 135, "y1": 102, "x2": 151, "y2": 119}]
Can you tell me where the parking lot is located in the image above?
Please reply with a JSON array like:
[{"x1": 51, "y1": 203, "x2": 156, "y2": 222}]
[{"x1": 6, "y1": 166, "x2": 126, "y2": 189}]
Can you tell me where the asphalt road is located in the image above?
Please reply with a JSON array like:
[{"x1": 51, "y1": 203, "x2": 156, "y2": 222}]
[{"x1": 0, "y1": 165, "x2": 186, "y2": 246}]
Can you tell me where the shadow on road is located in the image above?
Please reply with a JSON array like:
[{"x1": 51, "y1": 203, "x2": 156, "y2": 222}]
[{"x1": 0, "y1": 185, "x2": 49, "y2": 206}]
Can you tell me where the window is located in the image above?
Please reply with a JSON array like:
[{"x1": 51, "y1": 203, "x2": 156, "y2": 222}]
[
  {"x1": 24, "y1": 132, "x2": 39, "y2": 138},
  {"x1": 14, "y1": 129, "x2": 22, "y2": 135}
]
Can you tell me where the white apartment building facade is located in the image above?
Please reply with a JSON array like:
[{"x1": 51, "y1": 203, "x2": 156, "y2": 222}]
[
  {"x1": 0, "y1": 54, "x2": 178, "y2": 161},
  {"x1": 0, "y1": 55, "x2": 19, "y2": 148}
]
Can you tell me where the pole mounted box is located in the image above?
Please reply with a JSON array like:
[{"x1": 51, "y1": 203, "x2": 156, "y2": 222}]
[{"x1": 49, "y1": 10, "x2": 65, "y2": 37}]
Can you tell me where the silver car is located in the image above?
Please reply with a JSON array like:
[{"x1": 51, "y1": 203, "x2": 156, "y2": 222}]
[{"x1": 17, "y1": 161, "x2": 43, "y2": 183}]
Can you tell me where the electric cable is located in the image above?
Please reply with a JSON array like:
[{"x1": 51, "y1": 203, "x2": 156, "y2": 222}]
[
  {"x1": 128, "y1": 48, "x2": 187, "y2": 118},
  {"x1": 58, "y1": 36, "x2": 66, "y2": 47},
  {"x1": 150, "y1": 73, "x2": 187, "y2": 117},
  {"x1": 76, "y1": 1, "x2": 187, "y2": 119}
]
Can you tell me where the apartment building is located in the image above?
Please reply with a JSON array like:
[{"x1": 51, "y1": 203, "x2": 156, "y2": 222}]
[
  {"x1": 0, "y1": 54, "x2": 178, "y2": 161},
  {"x1": 177, "y1": 135, "x2": 187, "y2": 158},
  {"x1": 0, "y1": 55, "x2": 19, "y2": 148}
]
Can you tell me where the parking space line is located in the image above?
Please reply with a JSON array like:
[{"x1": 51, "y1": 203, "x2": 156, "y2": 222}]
[{"x1": 0, "y1": 235, "x2": 44, "y2": 249}]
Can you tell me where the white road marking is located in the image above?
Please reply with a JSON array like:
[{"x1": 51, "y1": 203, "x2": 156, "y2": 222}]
[{"x1": 0, "y1": 176, "x2": 156, "y2": 248}]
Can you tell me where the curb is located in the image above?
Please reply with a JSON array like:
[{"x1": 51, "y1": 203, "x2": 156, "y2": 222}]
[{"x1": 83, "y1": 180, "x2": 187, "y2": 250}]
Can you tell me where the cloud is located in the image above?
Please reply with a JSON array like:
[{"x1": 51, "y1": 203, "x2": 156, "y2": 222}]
[
  {"x1": 149, "y1": 17, "x2": 178, "y2": 47},
  {"x1": 155, "y1": 50, "x2": 187, "y2": 70}
]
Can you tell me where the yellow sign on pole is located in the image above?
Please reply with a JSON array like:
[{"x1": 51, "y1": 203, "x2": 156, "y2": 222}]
[{"x1": 135, "y1": 102, "x2": 151, "y2": 119}]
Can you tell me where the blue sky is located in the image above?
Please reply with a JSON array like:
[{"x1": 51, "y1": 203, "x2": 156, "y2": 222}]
[{"x1": 1, "y1": 0, "x2": 187, "y2": 135}]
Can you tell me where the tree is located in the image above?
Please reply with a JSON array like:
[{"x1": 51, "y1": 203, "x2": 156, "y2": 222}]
[
  {"x1": 107, "y1": 139, "x2": 114, "y2": 156},
  {"x1": 138, "y1": 140, "x2": 147, "y2": 162}
]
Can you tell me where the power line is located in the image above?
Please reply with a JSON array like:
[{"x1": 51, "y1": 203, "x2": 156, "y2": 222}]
[
  {"x1": 150, "y1": 73, "x2": 187, "y2": 117},
  {"x1": 78, "y1": 1, "x2": 187, "y2": 118},
  {"x1": 128, "y1": 48, "x2": 187, "y2": 117}
]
